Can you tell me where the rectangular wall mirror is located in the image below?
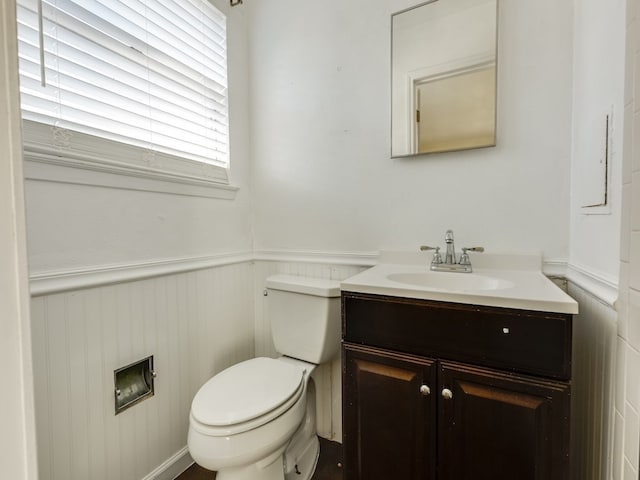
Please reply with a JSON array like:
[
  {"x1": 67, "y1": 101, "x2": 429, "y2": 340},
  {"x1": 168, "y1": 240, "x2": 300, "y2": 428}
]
[{"x1": 391, "y1": 0, "x2": 498, "y2": 157}]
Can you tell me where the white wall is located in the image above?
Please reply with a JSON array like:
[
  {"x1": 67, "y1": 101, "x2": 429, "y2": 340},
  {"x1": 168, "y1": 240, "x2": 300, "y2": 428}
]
[
  {"x1": 24, "y1": 1, "x2": 254, "y2": 274},
  {"x1": 24, "y1": 182, "x2": 253, "y2": 272},
  {"x1": 248, "y1": 0, "x2": 574, "y2": 263},
  {"x1": 0, "y1": 1, "x2": 38, "y2": 478},
  {"x1": 570, "y1": 0, "x2": 625, "y2": 285}
]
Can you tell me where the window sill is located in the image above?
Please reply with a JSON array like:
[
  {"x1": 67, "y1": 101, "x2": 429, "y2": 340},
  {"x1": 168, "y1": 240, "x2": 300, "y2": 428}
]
[{"x1": 22, "y1": 121, "x2": 238, "y2": 200}]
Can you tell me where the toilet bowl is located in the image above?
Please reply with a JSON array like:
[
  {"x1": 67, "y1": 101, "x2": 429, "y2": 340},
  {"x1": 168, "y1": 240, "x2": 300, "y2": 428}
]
[{"x1": 187, "y1": 274, "x2": 341, "y2": 480}]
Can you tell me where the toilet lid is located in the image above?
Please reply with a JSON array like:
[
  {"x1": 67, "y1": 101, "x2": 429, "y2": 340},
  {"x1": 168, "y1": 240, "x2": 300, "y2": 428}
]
[{"x1": 191, "y1": 357, "x2": 305, "y2": 427}]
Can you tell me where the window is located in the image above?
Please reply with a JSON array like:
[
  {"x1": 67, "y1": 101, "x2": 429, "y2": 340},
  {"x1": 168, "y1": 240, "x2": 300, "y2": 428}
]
[{"x1": 16, "y1": 0, "x2": 233, "y2": 194}]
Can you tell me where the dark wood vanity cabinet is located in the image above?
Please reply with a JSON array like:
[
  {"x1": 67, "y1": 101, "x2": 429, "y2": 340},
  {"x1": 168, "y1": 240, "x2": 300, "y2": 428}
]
[
  {"x1": 343, "y1": 344, "x2": 437, "y2": 480},
  {"x1": 342, "y1": 292, "x2": 572, "y2": 480}
]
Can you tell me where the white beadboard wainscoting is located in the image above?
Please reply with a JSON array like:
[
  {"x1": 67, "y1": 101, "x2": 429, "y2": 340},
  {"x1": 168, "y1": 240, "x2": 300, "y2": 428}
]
[
  {"x1": 28, "y1": 251, "x2": 619, "y2": 480},
  {"x1": 567, "y1": 280, "x2": 618, "y2": 480},
  {"x1": 30, "y1": 261, "x2": 255, "y2": 480}
]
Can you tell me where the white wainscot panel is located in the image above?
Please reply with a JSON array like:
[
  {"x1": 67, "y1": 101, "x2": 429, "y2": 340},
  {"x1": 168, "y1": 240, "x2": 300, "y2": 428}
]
[
  {"x1": 30, "y1": 262, "x2": 255, "y2": 480},
  {"x1": 569, "y1": 282, "x2": 618, "y2": 480}
]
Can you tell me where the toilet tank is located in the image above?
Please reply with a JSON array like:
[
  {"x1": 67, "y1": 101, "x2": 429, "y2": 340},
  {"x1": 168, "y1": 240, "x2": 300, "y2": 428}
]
[{"x1": 265, "y1": 274, "x2": 341, "y2": 364}]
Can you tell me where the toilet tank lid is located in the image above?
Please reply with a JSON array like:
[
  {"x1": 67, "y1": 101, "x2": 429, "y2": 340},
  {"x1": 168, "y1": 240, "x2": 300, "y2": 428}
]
[{"x1": 266, "y1": 274, "x2": 341, "y2": 298}]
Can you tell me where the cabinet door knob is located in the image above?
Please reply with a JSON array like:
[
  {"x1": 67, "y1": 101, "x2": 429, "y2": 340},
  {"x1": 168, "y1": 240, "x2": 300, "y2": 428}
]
[
  {"x1": 420, "y1": 385, "x2": 431, "y2": 396},
  {"x1": 441, "y1": 388, "x2": 453, "y2": 400}
]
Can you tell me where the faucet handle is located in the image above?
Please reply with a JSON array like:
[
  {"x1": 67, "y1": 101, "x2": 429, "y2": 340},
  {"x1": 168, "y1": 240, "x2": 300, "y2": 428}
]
[
  {"x1": 459, "y1": 247, "x2": 484, "y2": 266},
  {"x1": 420, "y1": 246, "x2": 442, "y2": 265}
]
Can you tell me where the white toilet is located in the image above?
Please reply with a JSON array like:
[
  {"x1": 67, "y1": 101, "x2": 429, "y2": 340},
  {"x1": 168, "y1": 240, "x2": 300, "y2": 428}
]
[{"x1": 187, "y1": 274, "x2": 341, "y2": 480}]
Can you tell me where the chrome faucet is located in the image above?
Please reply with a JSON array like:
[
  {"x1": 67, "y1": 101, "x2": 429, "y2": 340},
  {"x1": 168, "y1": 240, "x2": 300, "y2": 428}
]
[
  {"x1": 444, "y1": 229, "x2": 456, "y2": 265},
  {"x1": 420, "y1": 229, "x2": 484, "y2": 273}
]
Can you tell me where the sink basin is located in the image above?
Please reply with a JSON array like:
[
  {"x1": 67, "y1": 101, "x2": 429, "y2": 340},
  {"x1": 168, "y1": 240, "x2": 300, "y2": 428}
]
[
  {"x1": 386, "y1": 272, "x2": 514, "y2": 292},
  {"x1": 339, "y1": 251, "x2": 579, "y2": 314}
]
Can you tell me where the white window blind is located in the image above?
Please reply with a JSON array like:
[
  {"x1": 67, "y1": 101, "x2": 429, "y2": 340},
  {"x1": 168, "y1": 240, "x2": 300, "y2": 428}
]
[{"x1": 16, "y1": 0, "x2": 229, "y2": 169}]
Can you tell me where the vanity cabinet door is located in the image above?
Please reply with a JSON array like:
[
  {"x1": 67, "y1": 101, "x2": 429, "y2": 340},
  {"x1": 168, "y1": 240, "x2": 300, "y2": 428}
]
[
  {"x1": 343, "y1": 343, "x2": 437, "y2": 480},
  {"x1": 437, "y1": 361, "x2": 570, "y2": 480}
]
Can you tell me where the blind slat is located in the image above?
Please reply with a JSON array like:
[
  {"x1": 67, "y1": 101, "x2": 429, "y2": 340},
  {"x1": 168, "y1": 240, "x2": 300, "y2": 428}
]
[
  {"x1": 20, "y1": 55, "x2": 229, "y2": 131},
  {"x1": 17, "y1": 0, "x2": 229, "y2": 167},
  {"x1": 41, "y1": 4, "x2": 228, "y2": 92}
]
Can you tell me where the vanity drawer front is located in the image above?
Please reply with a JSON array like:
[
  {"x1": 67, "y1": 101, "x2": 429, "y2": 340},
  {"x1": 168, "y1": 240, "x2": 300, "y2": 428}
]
[{"x1": 342, "y1": 293, "x2": 572, "y2": 380}]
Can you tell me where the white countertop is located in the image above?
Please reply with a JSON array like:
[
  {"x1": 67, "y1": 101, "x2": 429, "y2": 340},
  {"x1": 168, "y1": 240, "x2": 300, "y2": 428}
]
[{"x1": 340, "y1": 252, "x2": 579, "y2": 314}]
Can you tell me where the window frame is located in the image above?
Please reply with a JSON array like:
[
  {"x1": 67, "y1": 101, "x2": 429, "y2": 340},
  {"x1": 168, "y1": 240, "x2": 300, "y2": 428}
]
[{"x1": 18, "y1": 0, "x2": 236, "y2": 199}]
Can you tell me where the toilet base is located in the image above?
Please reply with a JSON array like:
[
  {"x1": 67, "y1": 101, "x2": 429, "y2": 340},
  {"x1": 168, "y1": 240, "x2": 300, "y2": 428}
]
[
  {"x1": 283, "y1": 378, "x2": 320, "y2": 480},
  {"x1": 215, "y1": 375, "x2": 321, "y2": 480},
  {"x1": 216, "y1": 454, "x2": 284, "y2": 480},
  {"x1": 215, "y1": 435, "x2": 319, "y2": 480},
  {"x1": 284, "y1": 435, "x2": 319, "y2": 480}
]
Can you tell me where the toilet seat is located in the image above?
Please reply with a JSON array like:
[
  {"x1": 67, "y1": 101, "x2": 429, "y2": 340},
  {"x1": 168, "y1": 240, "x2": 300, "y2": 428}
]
[{"x1": 190, "y1": 357, "x2": 306, "y2": 436}]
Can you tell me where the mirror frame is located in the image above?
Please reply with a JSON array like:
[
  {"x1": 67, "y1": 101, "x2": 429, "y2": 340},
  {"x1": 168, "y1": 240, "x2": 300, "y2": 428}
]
[{"x1": 390, "y1": 0, "x2": 499, "y2": 158}]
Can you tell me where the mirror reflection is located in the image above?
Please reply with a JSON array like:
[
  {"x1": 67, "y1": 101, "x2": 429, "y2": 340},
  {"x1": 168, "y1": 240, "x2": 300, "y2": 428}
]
[{"x1": 391, "y1": 0, "x2": 498, "y2": 157}]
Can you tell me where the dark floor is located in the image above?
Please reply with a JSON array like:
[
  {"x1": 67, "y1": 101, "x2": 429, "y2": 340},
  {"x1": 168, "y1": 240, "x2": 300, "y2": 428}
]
[{"x1": 176, "y1": 437, "x2": 343, "y2": 480}]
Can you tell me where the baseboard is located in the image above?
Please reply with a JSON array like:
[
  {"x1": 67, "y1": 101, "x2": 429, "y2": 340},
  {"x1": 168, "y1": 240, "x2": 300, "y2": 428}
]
[{"x1": 142, "y1": 446, "x2": 193, "y2": 480}]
